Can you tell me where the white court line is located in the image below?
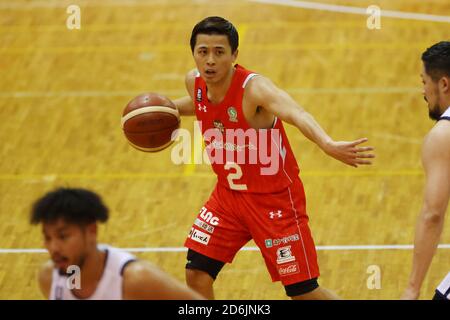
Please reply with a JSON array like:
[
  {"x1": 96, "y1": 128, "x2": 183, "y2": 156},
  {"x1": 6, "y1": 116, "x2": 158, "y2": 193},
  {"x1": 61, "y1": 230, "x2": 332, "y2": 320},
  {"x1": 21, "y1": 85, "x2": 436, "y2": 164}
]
[
  {"x1": 250, "y1": 0, "x2": 450, "y2": 24},
  {"x1": 0, "y1": 0, "x2": 177, "y2": 9},
  {"x1": 2, "y1": 0, "x2": 450, "y2": 25},
  {"x1": 1, "y1": 244, "x2": 450, "y2": 254},
  {"x1": 0, "y1": 87, "x2": 420, "y2": 99},
  {"x1": 0, "y1": 90, "x2": 183, "y2": 99}
]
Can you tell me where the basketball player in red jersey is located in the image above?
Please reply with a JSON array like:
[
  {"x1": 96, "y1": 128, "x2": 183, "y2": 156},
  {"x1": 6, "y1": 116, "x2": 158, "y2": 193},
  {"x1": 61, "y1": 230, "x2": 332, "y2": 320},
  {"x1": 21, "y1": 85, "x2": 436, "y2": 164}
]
[{"x1": 173, "y1": 17, "x2": 375, "y2": 300}]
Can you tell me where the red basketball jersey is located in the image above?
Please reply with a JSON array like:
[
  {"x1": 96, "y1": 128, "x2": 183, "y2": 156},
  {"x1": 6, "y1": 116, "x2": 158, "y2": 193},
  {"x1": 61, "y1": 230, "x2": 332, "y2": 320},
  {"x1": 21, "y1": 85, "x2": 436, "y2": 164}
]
[{"x1": 194, "y1": 64, "x2": 300, "y2": 193}]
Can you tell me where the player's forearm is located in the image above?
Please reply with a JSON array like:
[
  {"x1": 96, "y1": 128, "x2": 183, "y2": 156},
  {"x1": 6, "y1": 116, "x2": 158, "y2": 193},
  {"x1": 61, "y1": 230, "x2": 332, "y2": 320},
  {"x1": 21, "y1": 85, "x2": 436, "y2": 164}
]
[
  {"x1": 173, "y1": 96, "x2": 195, "y2": 116},
  {"x1": 290, "y1": 110, "x2": 333, "y2": 151},
  {"x1": 408, "y1": 209, "x2": 445, "y2": 291}
]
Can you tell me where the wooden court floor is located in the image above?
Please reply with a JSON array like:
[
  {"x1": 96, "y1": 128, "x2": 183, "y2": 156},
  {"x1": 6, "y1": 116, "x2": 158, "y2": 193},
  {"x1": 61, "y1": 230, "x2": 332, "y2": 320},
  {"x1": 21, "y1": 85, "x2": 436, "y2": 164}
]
[{"x1": 0, "y1": 0, "x2": 449, "y2": 299}]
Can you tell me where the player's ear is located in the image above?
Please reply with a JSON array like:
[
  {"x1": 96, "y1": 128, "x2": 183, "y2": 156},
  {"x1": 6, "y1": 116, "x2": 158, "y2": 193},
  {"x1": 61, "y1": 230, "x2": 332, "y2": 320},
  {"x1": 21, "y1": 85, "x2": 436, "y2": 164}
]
[
  {"x1": 232, "y1": 49, "x2": 238, "y2": 63},
  {"x1": 439, "y1": 76, "x2": 449, "y2": 93}
]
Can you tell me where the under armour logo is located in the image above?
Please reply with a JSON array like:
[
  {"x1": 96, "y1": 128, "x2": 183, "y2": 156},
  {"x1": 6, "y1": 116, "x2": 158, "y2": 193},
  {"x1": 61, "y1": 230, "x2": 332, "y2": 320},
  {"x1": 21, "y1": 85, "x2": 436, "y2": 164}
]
[
  {"x1": 269, "y1": 210, "x2": 282, "y2": 219},
  {"x1": 198, "y1": 104, "x2": 207, "y2": 113}
]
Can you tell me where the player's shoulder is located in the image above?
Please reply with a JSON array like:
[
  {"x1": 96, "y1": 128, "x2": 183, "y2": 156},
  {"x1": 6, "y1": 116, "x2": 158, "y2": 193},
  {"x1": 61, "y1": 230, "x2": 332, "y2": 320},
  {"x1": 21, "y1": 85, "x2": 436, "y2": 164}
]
[
  {"x1": 243, "y1": 74, "x2": 278, "y2": 100},
  {"x1": 426, "y1": 120, "x2": 450, "y2": 145},
  {"x1": 184, "y1": 69, "x2": 199, "y2": 97},
  {"x1": 185, "y1": 68, "x2": 199, "y2": 83},
  {"x1": 122, "y1": 260, "x2": 157, "y2": 286},
  {"x1": 38, "y1": 260, "x2": 54, "y2": 298},
  {"x1": 122, "y1": 260, "x2": 170, "y2": 299},
  {"x1": 423, "y1": 121, "x2": 450, "y2": 159},
  {"x1": 244, "y1": 73, "x2": 273, "y2": 90}
]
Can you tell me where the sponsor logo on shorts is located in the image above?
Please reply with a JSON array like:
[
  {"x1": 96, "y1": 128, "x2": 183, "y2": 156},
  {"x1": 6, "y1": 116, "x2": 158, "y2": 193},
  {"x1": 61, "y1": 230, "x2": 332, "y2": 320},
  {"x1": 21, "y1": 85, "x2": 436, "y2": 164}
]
[
  {"x1": 189, "y1": 227, "x2": 210, "y2": 245},
  {"x1": 194, "y1": 218, "x2": 215, "y2": 234},
  {"x1": 199, "y1": 207, "x2": 220, "y2": 226},
  {"x1": 265, "y1": 234, "x2": 299, "y2": 248},
  {"x1": 276, "y1": 246, "x2": 295, "y2": 264},
  {"x1": 278, "y1": 262, "x2": 300, "y2": 277}
]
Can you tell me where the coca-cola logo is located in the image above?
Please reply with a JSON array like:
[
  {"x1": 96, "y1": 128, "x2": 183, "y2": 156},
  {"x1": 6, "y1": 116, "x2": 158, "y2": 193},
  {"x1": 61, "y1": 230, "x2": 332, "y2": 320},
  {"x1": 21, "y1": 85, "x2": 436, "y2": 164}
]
[{"x1": 278, "y1": 263, "x2": 300, "y2": 276}]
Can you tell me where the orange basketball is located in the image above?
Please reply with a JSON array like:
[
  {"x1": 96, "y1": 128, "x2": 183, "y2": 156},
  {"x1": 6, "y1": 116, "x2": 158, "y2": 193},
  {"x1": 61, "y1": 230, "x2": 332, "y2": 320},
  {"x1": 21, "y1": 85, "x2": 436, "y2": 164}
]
[{"x1": 121, "y1": 93, "x2": 180, "y2": 152}]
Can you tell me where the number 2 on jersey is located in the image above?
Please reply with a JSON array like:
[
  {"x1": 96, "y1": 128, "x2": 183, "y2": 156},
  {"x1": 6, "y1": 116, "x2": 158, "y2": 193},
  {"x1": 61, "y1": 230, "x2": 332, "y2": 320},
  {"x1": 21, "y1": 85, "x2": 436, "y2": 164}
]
[{"x1": 224, "y1": 162, "x2": 248, "y2": 191}]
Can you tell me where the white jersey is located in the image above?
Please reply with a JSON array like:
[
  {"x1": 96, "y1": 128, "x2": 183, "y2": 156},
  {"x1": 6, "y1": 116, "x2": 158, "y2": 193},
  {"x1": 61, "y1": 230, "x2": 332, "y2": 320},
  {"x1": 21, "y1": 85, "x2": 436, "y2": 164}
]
[
  {"x1": 440, "y1": 106, "x2": 450, "y2": 120},
  {"x1": 49, "y1": 245, "x2": 136, "y2": 300},
  {"x1": 436, "y1": 272, "x2": 450, "y2": 300}
]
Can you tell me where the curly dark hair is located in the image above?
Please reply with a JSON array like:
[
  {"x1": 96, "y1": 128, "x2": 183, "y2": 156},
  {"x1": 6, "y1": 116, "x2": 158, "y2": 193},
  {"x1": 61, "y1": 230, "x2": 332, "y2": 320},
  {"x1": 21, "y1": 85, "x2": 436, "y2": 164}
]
[{"x1": 30, "y1": 187, "x2": 109, "y2": 225}]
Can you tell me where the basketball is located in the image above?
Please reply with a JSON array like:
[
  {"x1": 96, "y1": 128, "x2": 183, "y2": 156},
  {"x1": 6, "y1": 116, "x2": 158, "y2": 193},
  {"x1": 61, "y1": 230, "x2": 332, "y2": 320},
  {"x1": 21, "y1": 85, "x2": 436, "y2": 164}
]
[{"x1": 121, "y1": 93, "x2": 180, "y2": 152}]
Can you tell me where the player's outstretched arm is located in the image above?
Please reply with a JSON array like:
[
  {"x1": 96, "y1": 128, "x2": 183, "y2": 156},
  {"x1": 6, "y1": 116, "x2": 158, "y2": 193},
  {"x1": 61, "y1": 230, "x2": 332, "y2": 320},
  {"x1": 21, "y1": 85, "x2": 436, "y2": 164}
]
[
  {"x1": 123, "y1": 260, "x2": 205, "y2": 300},
  {"x1": 37, "y1": 260, "x2": 53, "y2": 299},
  {"x1": 402, "y1": 125, "x2": 450, "y2": 300},
  {"x1": 246, "y1": 76, "x2": 375, "y2": 167},
  {"x1": 172, "y1": 69, "x2": 197, "y2": 116},
  {"x1": 173, "y1": 96, "x2": 195, "y2": 116}
]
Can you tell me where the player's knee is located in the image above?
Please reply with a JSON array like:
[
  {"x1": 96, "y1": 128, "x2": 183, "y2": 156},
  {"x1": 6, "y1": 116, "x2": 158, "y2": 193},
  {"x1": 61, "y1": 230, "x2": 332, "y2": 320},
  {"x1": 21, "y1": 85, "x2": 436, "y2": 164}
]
[
  {"x1": 285, "y1": 278, "x2": 320, "y2": 299},
  {"x1": 185, "y1": 269, "x2": 214, "y2": 289}
]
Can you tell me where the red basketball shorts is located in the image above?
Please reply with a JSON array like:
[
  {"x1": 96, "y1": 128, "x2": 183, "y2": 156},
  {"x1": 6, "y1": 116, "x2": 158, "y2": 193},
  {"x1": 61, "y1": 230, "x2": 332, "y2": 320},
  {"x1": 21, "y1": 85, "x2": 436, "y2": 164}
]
[{"x1": 184, "y1": 177, "x2": 320, "y2": 286}]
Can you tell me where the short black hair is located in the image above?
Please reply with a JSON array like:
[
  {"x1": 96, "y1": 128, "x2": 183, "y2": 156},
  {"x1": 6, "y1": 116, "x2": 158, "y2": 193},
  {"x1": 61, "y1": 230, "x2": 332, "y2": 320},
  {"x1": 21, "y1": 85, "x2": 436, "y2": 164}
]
[
  {"x1": 190, "y1": 16, "x2": 239, "y2": 53},
  {"x1": 30, "y1": 188, "x2": 109, "y2": 225},
  {"x1": 422, "y1": 41, "x2": 450, "y2": 81}
]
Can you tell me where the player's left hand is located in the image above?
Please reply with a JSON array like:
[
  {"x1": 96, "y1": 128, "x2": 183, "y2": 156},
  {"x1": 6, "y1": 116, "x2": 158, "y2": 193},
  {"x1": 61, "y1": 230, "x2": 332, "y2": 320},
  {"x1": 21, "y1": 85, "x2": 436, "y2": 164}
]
[{"x1": 323, "y1": 138, "x2": 375, "y2": 167}]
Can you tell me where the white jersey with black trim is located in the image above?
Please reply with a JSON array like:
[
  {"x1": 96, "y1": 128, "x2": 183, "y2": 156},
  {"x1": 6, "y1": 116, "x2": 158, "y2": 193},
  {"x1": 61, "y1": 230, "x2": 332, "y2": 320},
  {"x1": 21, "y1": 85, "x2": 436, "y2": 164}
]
[
  {"x1": 436, "y1": 271, "x2": 450, "y2": 300},
  {"x1": 439, "y1": 106, "x2": 450, "y2": 121},
  {"x1": 49, "y1": 245, "x2": 136, "y2": 300}
]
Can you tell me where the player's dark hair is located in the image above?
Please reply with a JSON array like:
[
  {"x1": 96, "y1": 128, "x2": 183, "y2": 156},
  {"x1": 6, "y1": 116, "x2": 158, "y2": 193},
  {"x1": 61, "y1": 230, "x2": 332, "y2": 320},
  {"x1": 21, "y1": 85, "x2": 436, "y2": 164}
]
[
  {"x1": 190, "y1": 16, "x2": 239, "y2": 53},
  {"x1": 422, "y1": 41, "x2": 450, "y2": 81},
  {"x1": 30, "y1": 188, "x2": 109, "y2": 225}
]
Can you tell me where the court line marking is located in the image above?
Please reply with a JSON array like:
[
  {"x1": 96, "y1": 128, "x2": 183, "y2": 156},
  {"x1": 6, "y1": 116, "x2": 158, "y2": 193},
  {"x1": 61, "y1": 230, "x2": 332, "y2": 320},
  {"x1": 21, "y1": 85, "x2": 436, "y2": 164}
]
[
  {"x1": 0, "y1": 170, "x2": 424, "y2": 181},
  {"x1": 249, "y1": 0, "x2": 450, "y2": 24},
  {"x1": 1, "y1": 0, "x2": 449, "y2": 25},
  {"x1": 0, "y1": 20, "x2": 439, "y2": 34},
  {"x1": 0, "y1": 0, "x2": 182, "y2": 9},
  {"x1": 0, "y1": 87, "x2": 420, "y2": 99},
  {"x1": 0, "y1": 43, "x2": 434, "y2": 55},
  {"x1": 1, "y1": 244, "x2": 450, "y2": 254}
]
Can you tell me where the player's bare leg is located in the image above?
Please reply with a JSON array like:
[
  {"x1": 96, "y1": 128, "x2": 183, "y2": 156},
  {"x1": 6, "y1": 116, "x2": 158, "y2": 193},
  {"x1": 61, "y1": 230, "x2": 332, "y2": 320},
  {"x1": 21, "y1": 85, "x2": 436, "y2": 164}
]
[
  {"x1": 291, "y1": 287, "x2": 341, "y2": 300},
  {"x1": 186, "y1": 269, "x2": 215, "y2": 300}
]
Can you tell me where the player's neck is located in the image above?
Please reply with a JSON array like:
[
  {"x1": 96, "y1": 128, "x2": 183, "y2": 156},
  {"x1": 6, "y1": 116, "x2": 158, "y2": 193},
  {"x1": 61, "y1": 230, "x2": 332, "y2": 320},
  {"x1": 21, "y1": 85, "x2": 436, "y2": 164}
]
[
  {"x1": 441, "y1": 97, "x2": 450, "y2": 110},
  {"x1": 206, "y1": 66, "x2": 235, "y2": 105},
  {"x1": 72, "y1": 248, "x2": 106, "y2": 298}
]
